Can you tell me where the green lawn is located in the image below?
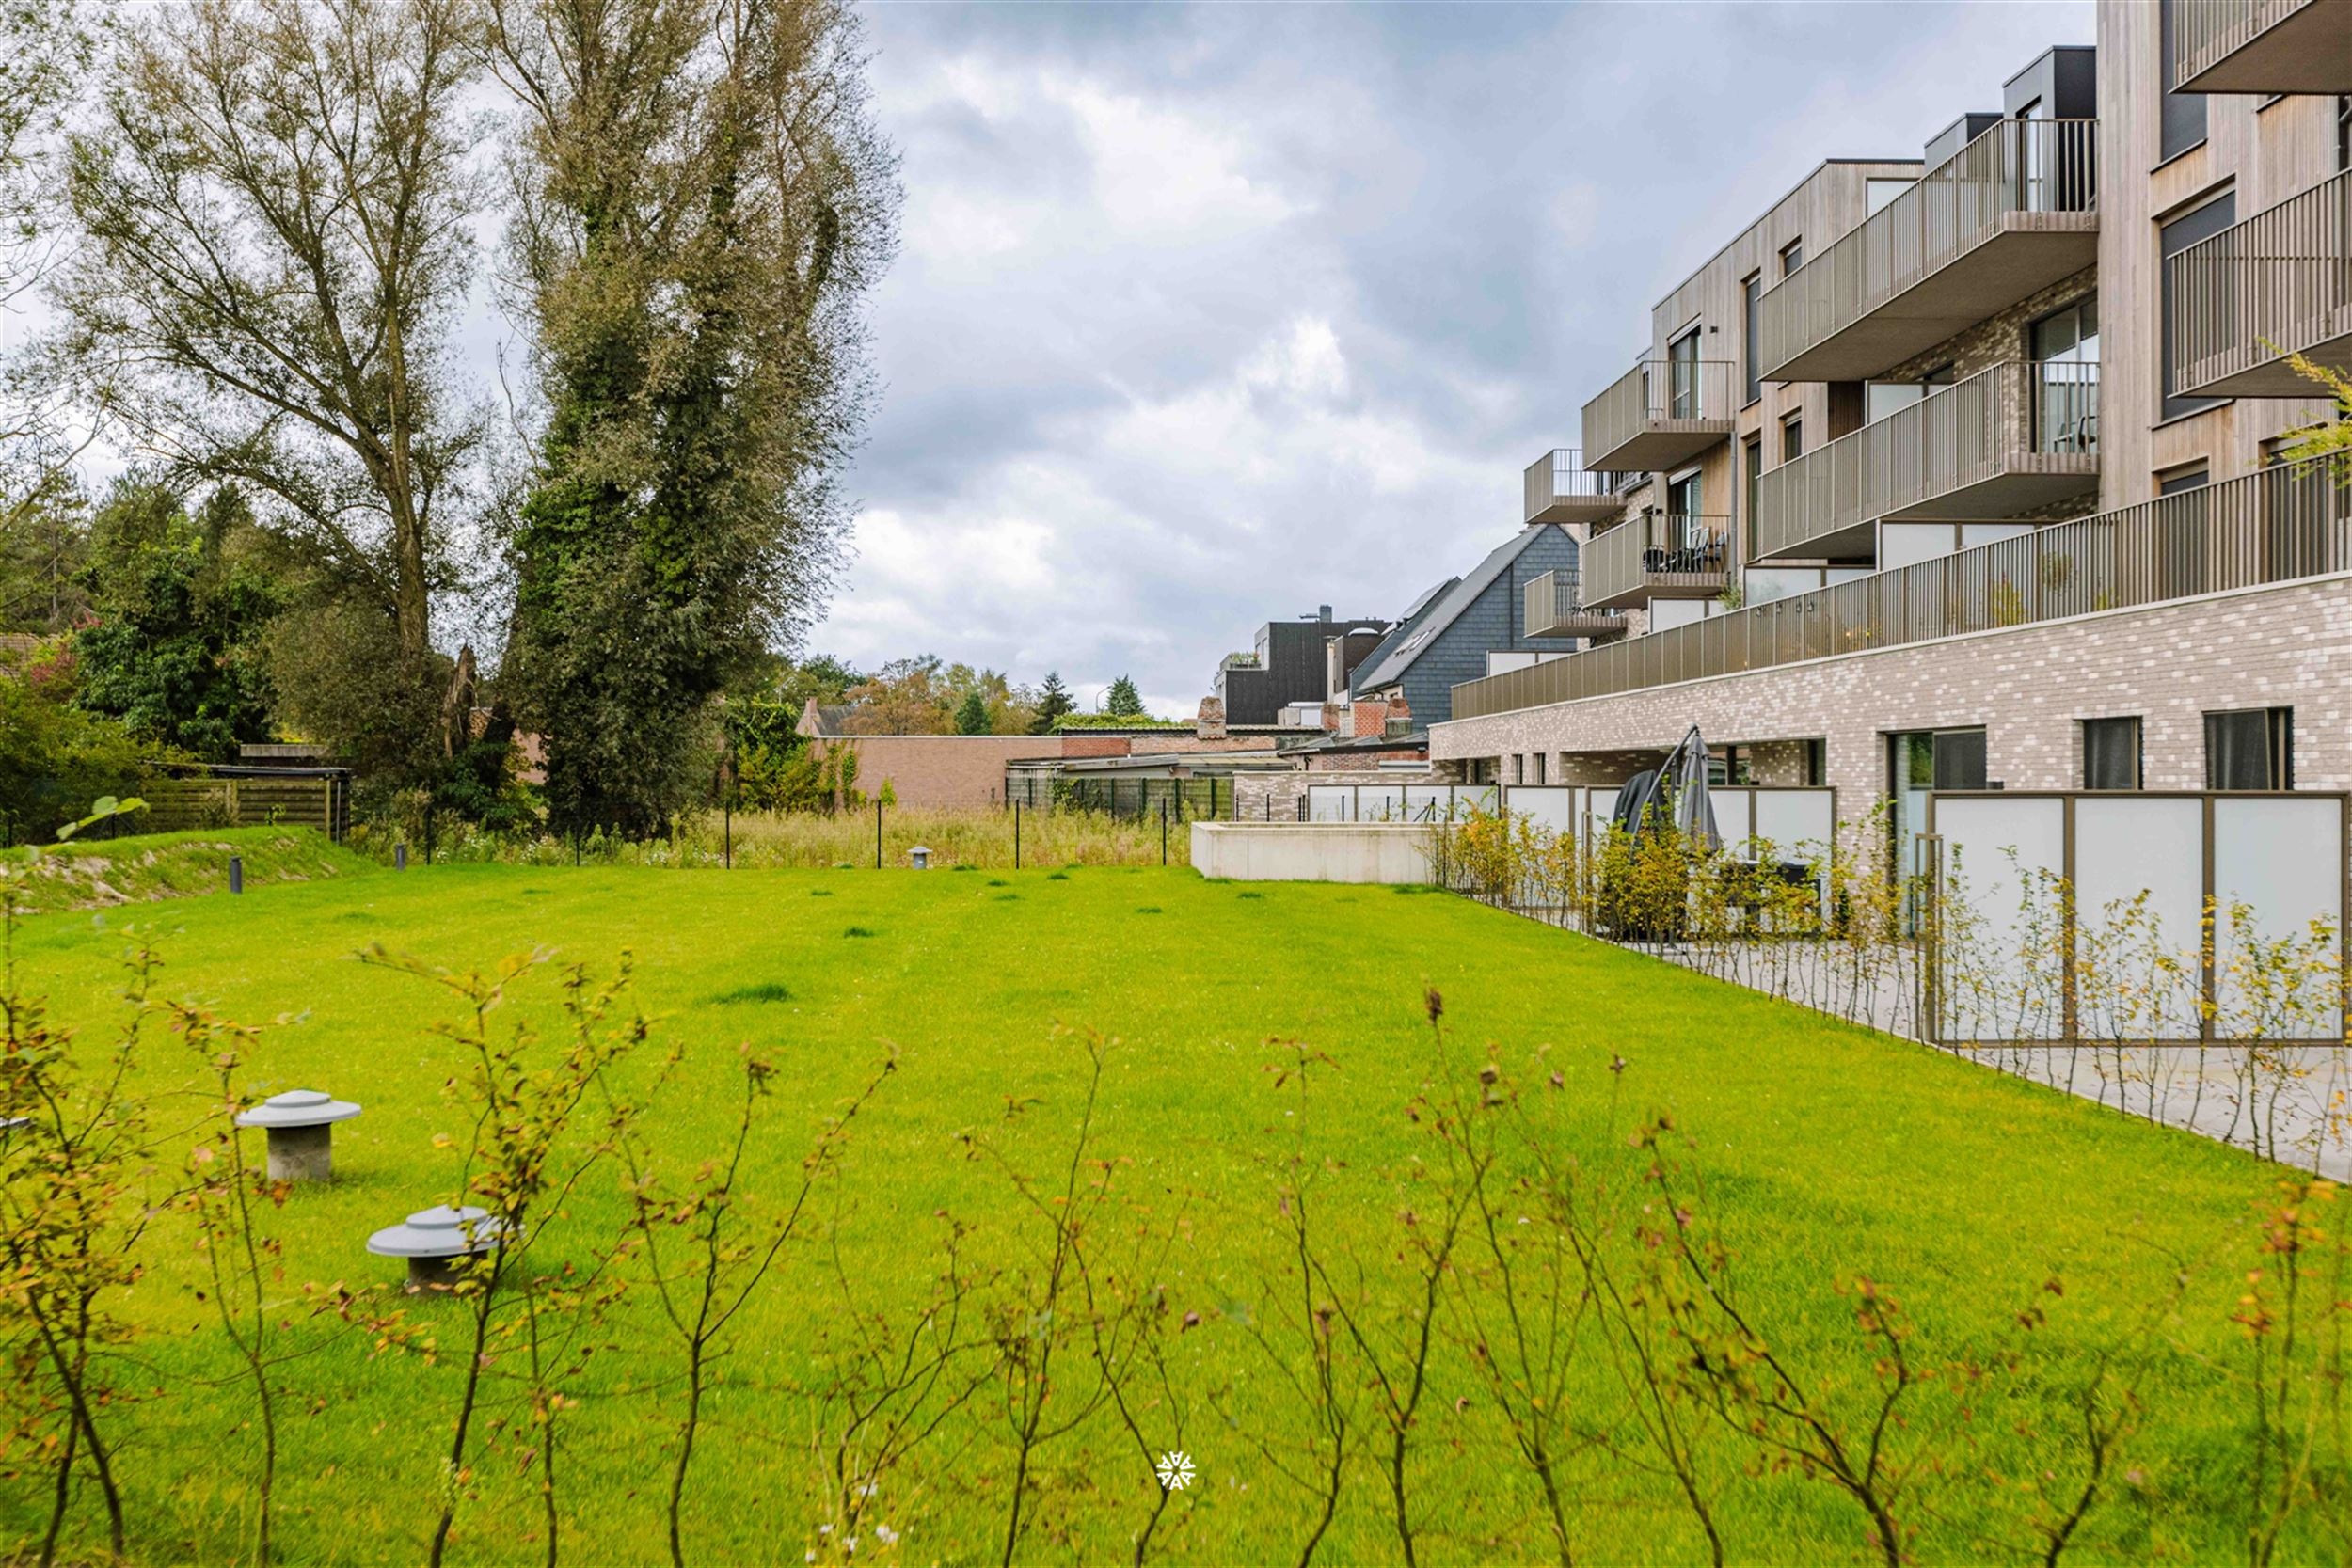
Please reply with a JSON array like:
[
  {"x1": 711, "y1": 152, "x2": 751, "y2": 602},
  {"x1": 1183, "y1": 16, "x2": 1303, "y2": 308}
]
[{"x1": 1, "y1": 839, "x2": 2322, "y2": 1566}]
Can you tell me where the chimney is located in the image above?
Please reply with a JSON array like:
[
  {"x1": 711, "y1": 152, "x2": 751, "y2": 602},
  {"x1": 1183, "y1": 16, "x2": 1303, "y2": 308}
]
[
  {"x1": 1319, "y1": 603, "x2": 1333, "y2": 622},
  {"x1": 1195, "y1": 696, "x2": 1226, "y2": 740}
]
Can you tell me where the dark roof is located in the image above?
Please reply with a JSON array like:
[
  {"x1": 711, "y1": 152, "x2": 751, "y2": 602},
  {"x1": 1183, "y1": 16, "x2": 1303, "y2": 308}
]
[
  {"x1": 1346, "y1": 525, "x2": 1565, "y2": 696},
  {"x1": 1279, "y1": 728, "x2": 1430, "y2": 757}
]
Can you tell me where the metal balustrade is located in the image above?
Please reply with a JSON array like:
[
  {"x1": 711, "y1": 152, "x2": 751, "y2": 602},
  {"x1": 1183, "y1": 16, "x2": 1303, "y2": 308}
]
[
  {"x1": 1581, "y1": 359, "x2": 1737, "y2": 473},
  {"x1": 1756, "y1": 119, "x2": 2098, "y2": 382},
  {"x1": 2171, "y1": 0, "x2": 2352, "y2": 95},
  {"x1": 1523, "y1": 570, "x2": 1631, "y2": 641},
  {"x1": 2169, "y1": 170, "x2": 2352, "y2": 398},
  {"x1": 1521, "y1": 449, "x2": 1629, "y2": 525},
  {"x1": 1452, "y1": 462, "x2": 2350, "y2": 721},
  {"x1": 1583, "y1": 515, "x2": 1732, "y2": 610},
  {"x1": 1753, "y1": 361, "x2": 2101, "y2": 562}
]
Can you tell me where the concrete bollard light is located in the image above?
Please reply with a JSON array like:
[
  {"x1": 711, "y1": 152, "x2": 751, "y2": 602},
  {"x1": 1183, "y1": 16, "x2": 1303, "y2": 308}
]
[
  {"x1": 910, "y1": 844, "x2": 931, "y2": 869},
  {"x1": 235, "y1": 1089, "x2": 363, "y2": 1182},
  {"x1": 367, "y1": 1205, "x2": 507, "y2": 1292}
]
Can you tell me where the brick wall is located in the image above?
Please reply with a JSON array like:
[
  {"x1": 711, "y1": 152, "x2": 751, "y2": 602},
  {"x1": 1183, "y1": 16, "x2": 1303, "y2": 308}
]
[
  {"x1": 1433, "y1": 575, "x2": 2352, "y2": 827},
  {"x1": 827, "y1": 736, "x2": 1067, "y2": 808}
]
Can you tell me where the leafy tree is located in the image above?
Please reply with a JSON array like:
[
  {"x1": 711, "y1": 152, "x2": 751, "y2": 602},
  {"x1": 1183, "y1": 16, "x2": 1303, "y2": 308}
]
[
  {"x1": 53, "y1": 0, "x2": 485, "y2": 767},
  {"x1": 2282, "y1": 353, "x2": 2352, "y2": 479},
  {"x1": 1103, "y1": 674, "x2": 1145, "y2": 718},
  {"x1": 1031, "y1": 671, "x2": 1075, "y2": 735},
  {"x1": 0, "y1": 677, "x2": 150, "y2": 844},
  {"x1": 0, "y1": 481, "x2": 88, "y2": 635},
  {"x1": 842, "y1": 656, "x2": 954, "y2": 735},
  {"x1": 954, "y1": 688, "x2": 990, "y2": 736},
  {"x1": 492, "y1": 0, "x2": 898, "y2": 838},
  {"x1": 71, "y1": 480, "x2": 282, "y2": 760}
]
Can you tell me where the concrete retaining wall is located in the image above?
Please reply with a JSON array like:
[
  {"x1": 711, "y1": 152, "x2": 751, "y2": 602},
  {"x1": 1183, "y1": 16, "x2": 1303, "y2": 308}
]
[{"x1": 1190, "y1": 822, "x2": 1436, "y2": 883}]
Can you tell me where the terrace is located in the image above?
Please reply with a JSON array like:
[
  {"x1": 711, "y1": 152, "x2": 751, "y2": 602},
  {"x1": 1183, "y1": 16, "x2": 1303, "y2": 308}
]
[
  {"x1": 2169, "y1": 169, "x2": 2352, "y2": 398},
  {"x1": 1752, "y1": 360, "x2": 2100, "y2": 562},
  {"x1": 1756, "y1": 119, "x2": 2098, "y2": 383},
  {"x1": 2171, "y1": 0, "x2": 2352, "y2": 95},
  {"x1": 1522, "y1": 568, "x2": 1631, "y2": 641},
  {"x1": 1580, "y1": 514, "x2": 1733, "y2": 610},
  {"x1": 1521, "y1": 448, "x2": 1629, "y2": 526},
  {"x1": 1580, "y1": 358, "x2": 1738, "y2": 473}
]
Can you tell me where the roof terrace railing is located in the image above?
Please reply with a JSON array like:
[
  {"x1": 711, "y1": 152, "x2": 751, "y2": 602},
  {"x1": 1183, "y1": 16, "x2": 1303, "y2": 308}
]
[{"x1": 1451, "y1": 461, "x2": 2350, "y2": 721}]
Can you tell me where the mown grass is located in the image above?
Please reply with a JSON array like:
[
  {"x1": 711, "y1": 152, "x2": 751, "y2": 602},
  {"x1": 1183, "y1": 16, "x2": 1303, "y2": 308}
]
[
  {"x1": 1, "y1": 859, "x2": 2318, "y2": 1566},
  {"x1": 2, "y1": 826, "x2": 381, "y2": 914}
]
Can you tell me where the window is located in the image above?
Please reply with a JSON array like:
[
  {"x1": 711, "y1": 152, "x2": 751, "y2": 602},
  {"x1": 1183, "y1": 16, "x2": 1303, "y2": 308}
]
[
  {"x1": 1865, "y1": 179, "x2": 1911, "y2": 216},
  {"x1": 1532, "y1": 752, "x2": 1547, "y2": 785},
  {"x1": 2338, "y1": 95, "x2": 2350, "y2": 173},
  {"x1": 1803, "y1": 738, "x2": 1826, "y2": 787},
  {"x1": 2158, "y1": 0, "x2": 2208, "y2": 163},
  {"x1": 1931, "y1": 728, "x2": 1988, "y2": 791},
  {"x1": 1667, "y1": 325, "x2": 1702, "y2": 419},
  {"x1": 1779, "y1": 238, "x2": 1804, "y2": 277},
  {"x1": 2205, "y1": 707, "x2": 2293, "y2": 789},
  {"x1": 1708, "y1": 745, "x2": 1755, "y2": 786},
  {"x1": 1743, "y1": 436, "x2": 1763, "y2": 544},
  {"x1": 2030, "y1": 295, "x2": 2100, "y2": 451},
  {"x1": 2159, "y1": 192, "x2": 2235, "y2": 421},
  {"x1": 2158, "y1": 462, "x2": 2210, "y2": 495},
  {"x1": 1781, "y1": 415, "x2": 1804, "y2": 463},
  {"x1": 1742, "y1": 273, "x2": 1763, "y2": 404},
  {"x1": 1865, "y1": 381, "x2": 1926, "y2": 423},
  {"x1": 2082, "y1": 717, "x2": 2142, "y2": 790},
  {"x1": 1511, "y1": 753, "x2": 1525, "y2": 785}
]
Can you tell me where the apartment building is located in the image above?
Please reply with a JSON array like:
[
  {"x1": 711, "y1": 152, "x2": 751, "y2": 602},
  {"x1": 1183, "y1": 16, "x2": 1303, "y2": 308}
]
[{"x1": 1438, "y1": 0, "x2": 2352, "y2": 848}]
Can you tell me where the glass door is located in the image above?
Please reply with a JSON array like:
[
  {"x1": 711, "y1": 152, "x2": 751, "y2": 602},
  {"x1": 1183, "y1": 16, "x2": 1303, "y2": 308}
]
[
  {"x1": 1667, "y1": 329, "x2": 1701, "y2": 420},
  {"x1": 2029, "y1": 296, "x2": 2098, "y2": 453}
]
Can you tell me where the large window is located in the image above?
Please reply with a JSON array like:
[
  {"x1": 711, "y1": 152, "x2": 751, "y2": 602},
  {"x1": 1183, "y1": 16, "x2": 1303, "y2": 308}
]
[
  {"x1": 1667, "y1": 325, "x2": 1702, "y2": 418},
  {"x1": 1742, "y1": 273, "x2": 1763, "y2": 404},
  {"x1": 1865, "y1": 179, "x2": 1912, "y2": 216},
  {"x1": 2030, "y1": 295, "x2": 2100, "y2": 451},
  {"x1": 2082, "y1": 717, "x2": 2142, "y2": 789},
  {"x1": 2159, "y1": 0, "x2": 2207, "y2": 163},
  {"x1": 2159, "y1": 192, "x2": 2235, "y2": 422},
  {"x1": 2205, "y1": 708, "x2": 2293, "y2": 789}
]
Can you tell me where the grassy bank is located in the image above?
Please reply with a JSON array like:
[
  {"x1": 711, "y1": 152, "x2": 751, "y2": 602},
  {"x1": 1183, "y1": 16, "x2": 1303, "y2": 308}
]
[{"x1": 3, "y1": 826, "x2": 380, "y2": 915}]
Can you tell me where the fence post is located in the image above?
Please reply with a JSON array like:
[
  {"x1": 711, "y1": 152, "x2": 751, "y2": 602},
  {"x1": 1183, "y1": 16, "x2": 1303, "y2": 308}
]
[
  {"x1": 723, "y1": 797, "x2": 732, "y2": 869},
  {"x1": 1160, "y1": 800, "x2": 1168, "y2": 865},
  {"x1": 875, "y1": 799, "x2": 882, "y2": 869},
  {"x1": 1014, "y1": 800, "x2": 1022, "y2": 870}
]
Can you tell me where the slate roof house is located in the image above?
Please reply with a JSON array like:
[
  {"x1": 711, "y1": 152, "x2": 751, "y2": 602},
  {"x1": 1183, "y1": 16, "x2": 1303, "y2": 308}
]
[{"x1": 1346, "y1": 523, "x2": 1587, "y2": 725}]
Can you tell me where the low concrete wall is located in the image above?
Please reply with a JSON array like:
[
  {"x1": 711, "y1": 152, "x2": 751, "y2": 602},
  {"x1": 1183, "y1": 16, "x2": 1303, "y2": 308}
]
[{"x1": 1190, "y1": 822, "x2": 1435, "y2": 883}]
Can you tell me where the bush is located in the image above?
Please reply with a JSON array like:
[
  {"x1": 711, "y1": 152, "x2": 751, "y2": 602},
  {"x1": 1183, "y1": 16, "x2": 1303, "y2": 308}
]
[{"x1": 0, "y1": 678, "x2": 158, "y2": 843}]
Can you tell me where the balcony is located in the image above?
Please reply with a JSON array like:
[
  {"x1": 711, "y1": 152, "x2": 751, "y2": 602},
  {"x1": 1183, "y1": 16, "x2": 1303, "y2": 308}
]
[
  {"x1": 1522, "y1": 449, "x2": 1629, "y2": 526},
  {"x1": 1756, "y1": 119, "x2": 2098, "y2": 383},
  {"x1": 1523, "y1": 570, "x2": 1631, "y2": 641},
  {"x1": 2173, "y1": 0, "x2": 2352, "y2": 95},
  {"x1": 1451, "y1": 460, "x2": 2350, "y2": 721},
  {"x1": 1582, "y1": 515, "x2": 1732, "y2": 610},
  {"x1": 2169, "y1": 171, "x2": 2352, "y2": 398},
  {"x1": 1752, "y1": 361, "x2": 2101, "y2": 562},
  {"x1": 1581, "y1": 359, "x2": 1737, "y2": 473}
]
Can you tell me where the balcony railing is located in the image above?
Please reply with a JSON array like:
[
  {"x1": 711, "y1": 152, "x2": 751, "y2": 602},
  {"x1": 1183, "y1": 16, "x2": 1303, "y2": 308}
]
[
  {"x1": 1581, "y1": 359, "x2": 1737, "y2": 473},
  {"x1": 1756, "y1": 119, "x2": 2098, "y2": 383},
  {"x1": 1752, "y1": 361, "x2": 2101, "y2": 562},
  {"x1": 2172, "y1": 0, "x2": 2352, "y2": 95},
  {"x1": 2169, "y1": 170, "x2": 2352, "y2": 399},
  {"x1": 1451, "y1": 461, "x2": 2350, "y2": 721},
  {"x1": 1522, "y1": 449, "x2": 1629, "y2": 526},
  {"x1": 1583, "y1": 515, "x2": 1732, "y2": 610},
  {"x1": 1524, "y1": 570, "x2": 1631, "y2": 641}
]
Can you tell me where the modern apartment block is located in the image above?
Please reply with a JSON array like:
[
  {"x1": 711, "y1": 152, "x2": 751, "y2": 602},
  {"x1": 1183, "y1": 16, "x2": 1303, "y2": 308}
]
[
  {"x1": 1437, "y1": 0, "x2": 2352, "y2": 846},
  {"x1": 1213, "y1": 606, "x2": 1389, "y2": 726}
]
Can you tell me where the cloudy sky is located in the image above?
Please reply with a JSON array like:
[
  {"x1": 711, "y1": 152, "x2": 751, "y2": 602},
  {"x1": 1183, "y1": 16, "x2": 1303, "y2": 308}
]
[{"x1": 826, "y1": 0, "x2": 2091, "y2": 715}]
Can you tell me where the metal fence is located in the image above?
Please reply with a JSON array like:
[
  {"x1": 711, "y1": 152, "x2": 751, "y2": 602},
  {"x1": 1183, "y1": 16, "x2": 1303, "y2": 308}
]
[
  {"x1": 1454, "y1": 460, "x2": 2350, "y2": 720},
  {"x1": 1001, "y1": 773, "x2": 1242, "y2": 819}
]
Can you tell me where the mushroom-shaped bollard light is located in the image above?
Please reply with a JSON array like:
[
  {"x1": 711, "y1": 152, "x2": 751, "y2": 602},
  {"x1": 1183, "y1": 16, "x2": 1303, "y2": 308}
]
[
  {"x1": 367, "y1": 1205, "x2": 506, "y2": 1291},
  {"x1": 235, "y1": 1089, "x2": 363, "y2": 1182},
  {"x1": 910, "y1": 844, "x2": 931, "y2": 869}
]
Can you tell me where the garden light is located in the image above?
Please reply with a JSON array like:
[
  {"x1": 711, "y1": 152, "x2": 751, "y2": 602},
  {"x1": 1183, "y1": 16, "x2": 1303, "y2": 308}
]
[{"x1": 234, "y1": 1088, "x2": 363, "y2": 1182}]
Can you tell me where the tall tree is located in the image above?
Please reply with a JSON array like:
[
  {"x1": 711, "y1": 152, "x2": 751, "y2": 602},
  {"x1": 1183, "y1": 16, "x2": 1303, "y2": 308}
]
[
  {"x1": 953, "y1": 688, "x2": 988, "y2": 736},
  {"x1": 491, "y1": 0, "x2": 898, "y2": 836},
  {"x1": 1031, "y1": 670, "x2": 1075, "y2": 734},
  {"x1": 51, "y1": 0, "x2": 485, "y2": 766},
  {"x1": 1103, "y1": 674, "x2": 1145, "y2": 718}
]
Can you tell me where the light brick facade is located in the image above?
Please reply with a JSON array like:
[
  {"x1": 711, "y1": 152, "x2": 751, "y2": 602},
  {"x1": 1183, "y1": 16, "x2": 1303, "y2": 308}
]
[{"x1": 1433, "y1": 575, "x2": 2352, "y2": 826}]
